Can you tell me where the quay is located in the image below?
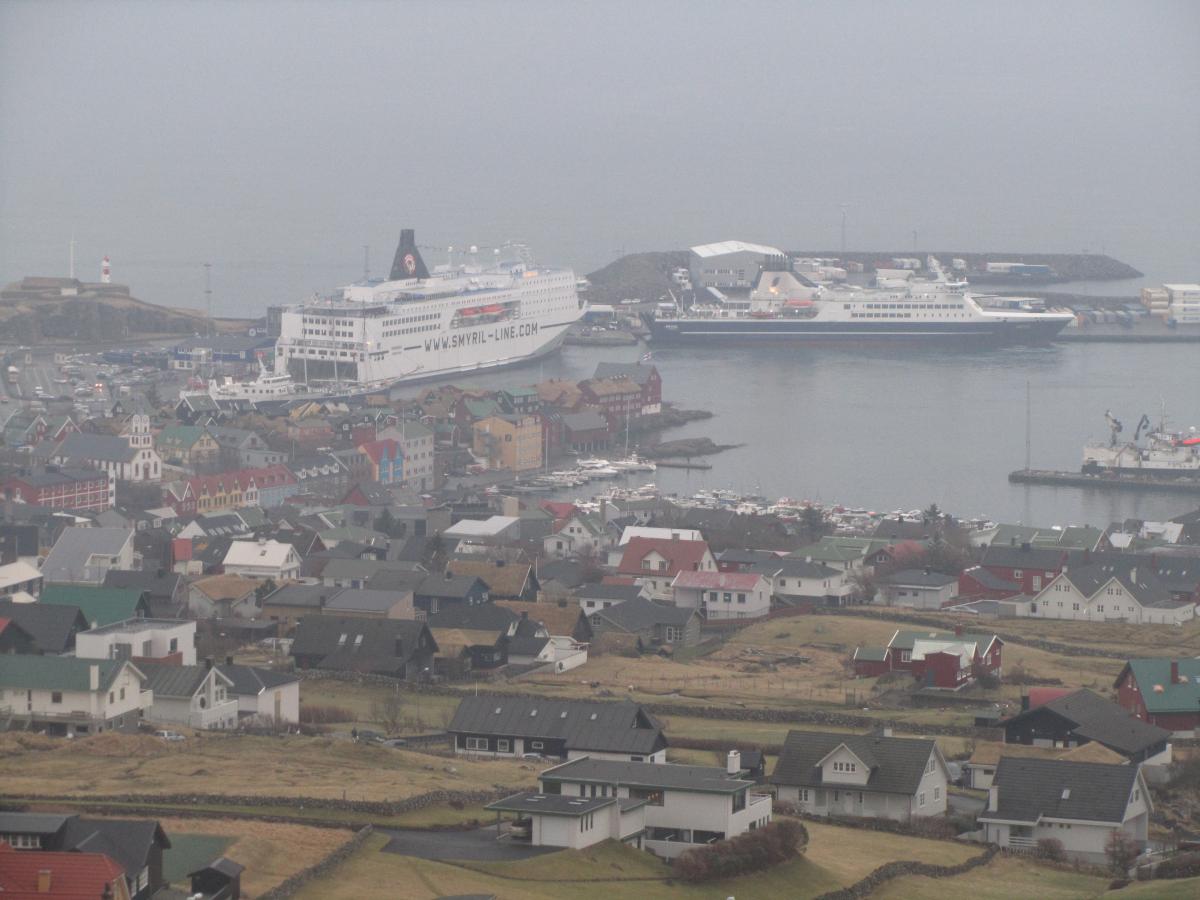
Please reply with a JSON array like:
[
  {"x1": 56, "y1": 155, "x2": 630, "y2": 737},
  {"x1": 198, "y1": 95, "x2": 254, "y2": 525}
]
[
  {"x1": 1009, "y1": 469, "x2": 1200, "y2": 495},
  {"x1": 655, "y1": 460, "x2": 713, "y2": 470}
]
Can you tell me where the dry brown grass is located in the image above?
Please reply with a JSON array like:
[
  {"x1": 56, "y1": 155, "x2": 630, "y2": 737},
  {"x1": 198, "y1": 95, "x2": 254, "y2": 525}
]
[
  {"x1": 154, "y1": 816, "x2": 349, "y2": 899},
  {"x1": 0, "y1": 732, "x2": 534, "y2": 802}
]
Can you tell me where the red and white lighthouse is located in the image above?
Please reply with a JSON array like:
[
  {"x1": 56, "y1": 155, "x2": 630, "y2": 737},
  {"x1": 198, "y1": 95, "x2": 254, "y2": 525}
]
[{"x1": 101, "y1": 256, "x2": 111, "y2": 284}]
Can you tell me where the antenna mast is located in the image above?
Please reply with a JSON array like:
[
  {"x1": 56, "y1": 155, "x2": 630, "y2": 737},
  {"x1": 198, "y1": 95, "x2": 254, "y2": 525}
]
[
  {"x1": 363, "y1": 245, "x2": 370, "y2": 281},
  {"x1": 69, "y1": 233, "x2": 76, "y2": 279},
  {"x1": 1025, "y1": 379, "x2": 1032, "y2": 471}
]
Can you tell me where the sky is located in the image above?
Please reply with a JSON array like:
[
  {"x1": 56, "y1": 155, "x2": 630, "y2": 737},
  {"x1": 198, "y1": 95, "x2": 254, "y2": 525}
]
[{"x1": 2, "y1": 0, "x2": 1197, "y2": 316}]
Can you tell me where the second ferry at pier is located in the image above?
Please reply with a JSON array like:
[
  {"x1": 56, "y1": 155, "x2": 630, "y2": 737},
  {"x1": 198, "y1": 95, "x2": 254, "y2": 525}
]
[
  {"x1": 648, "y1": 256, "x2": 1074, "y2": 345},
  {"x1": 270, "y1": 229, "x2": 582, "y2": 393}
]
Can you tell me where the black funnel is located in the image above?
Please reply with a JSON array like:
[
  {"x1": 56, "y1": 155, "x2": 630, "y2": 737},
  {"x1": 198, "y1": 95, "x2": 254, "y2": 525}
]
[{"x1": 389, "y1": 229, "x2": 430, "y2": 280}]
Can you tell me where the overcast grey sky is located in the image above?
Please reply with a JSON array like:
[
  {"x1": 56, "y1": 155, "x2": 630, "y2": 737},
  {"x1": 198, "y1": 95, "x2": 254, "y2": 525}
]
[{"x1": 2, "y1": 0, "x2": 1197, "y2": 314}]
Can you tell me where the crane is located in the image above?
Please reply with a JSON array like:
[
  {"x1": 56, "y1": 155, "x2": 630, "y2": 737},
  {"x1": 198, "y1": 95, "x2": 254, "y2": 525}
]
[
  {"x1": 1132, "y1": 414, "x2": 1152, "y2": 442},
  {"x1": 1104, "y1": 410, "x2": 1123, "y2": 447}
]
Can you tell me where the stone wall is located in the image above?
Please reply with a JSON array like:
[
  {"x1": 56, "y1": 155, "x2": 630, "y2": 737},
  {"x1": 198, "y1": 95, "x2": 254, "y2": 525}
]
[
  {"x1": 814, "y1": 844, "x2": 999, "y2": 899},
  {"x1": 257, "y1": 825, "x2": 374, "y2": 899}
]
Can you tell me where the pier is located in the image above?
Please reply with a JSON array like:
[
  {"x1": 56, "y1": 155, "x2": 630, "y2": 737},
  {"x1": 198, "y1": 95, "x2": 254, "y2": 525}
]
[{"x1": 1009, "y1": 469, "x2": 1200, "y2": 495}]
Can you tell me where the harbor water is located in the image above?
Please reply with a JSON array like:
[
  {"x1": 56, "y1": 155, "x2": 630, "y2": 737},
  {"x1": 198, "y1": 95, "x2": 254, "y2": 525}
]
[{"x1": 400, "y1": 340, "x2": 1200, "y2": 528}]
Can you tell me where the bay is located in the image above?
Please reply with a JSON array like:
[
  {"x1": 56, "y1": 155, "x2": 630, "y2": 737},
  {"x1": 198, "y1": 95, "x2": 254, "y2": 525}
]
[{"x1": 399, "y1": 340, "x2": 1200, "y2": 528}]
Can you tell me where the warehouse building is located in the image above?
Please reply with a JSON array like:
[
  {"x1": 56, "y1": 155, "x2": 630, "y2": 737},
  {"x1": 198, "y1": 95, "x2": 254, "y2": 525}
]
[{"x1": 689, "y1": 240, "x2": 785, "y2": 293}]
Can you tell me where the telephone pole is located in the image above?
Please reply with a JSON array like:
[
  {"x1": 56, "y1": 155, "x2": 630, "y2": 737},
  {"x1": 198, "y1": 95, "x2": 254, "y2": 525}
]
[
  {"x1": 839, "y1": 205, "x2": 847, "y2": 258},
  {"x1": 203, "y1": 263, "x2": 213, "y2": 337}
]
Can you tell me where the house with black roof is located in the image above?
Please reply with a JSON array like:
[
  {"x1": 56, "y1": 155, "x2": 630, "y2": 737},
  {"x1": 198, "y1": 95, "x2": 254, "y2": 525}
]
[
  {"x1": 103, "y1": 568, "x2": 186, "y2": 618},
  {"x1": 575, "y1": 582, "x2": 644, "y2": 613},
  {"x1": 290, "y1": 616, "x2": 437, "y2": 680},
  {"x1": 770, "y1": 729, "x2": 950, "y2": 821},
  {"x1": 448, "y1": 696, "x2": 667, "y2": 762},
  {"x1": 1001, "y1": 688, "x2": 1172, "y2": 769},
  {"x1": 412, "y1": 573, "x2": 490, "y2": 615},
  {"x1": 0, "y1": 812, "x2": 171, "y2": 900},
  {"x1": 874, "y1": 568, "x2": 958, "y2": 609},
  {"x1": 587, "y1": 596, "x2": 700, "y2": 650},
  {"x1": 978, "y1": 757, "x2": 1151, "y2": 863},
  {"x1": 0, "y1": 599, "x2": 90, "y2": 654}
]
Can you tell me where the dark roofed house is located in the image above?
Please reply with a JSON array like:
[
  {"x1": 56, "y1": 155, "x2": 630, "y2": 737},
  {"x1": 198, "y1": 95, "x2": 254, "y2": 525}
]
[
  {"x1": 0, "y1": 600, "x2": 90, "y2": 654},
  {"x1": 103, "y1": 569, "x2": 186, "y2": 618},
  {"x1": 59, "y1": 816, "x2": 171, "y2": 900},
  {"x1": 875, "y1": 569, "x2": 958, "y2": 610},
  {"x1": 576, "y1": 581, "x2": 644, "y2": 613},
  {"x1": 1002, "y1": 687, "x2": 1172, "y2": 765},
  {"x1": 412, "y1": 573, "x2": 490, "y2": 615},
  {"x1": 770, "y1": 729, "x2": 950, "y2": 821},
  {"x1": 290, "y1": 615, "x2": 437, "y2": 680},
  {"x1": 0, "y1": 616, "x2": 37, "y2": 654},
  {"x1": 588, "y1": 596, "x2": 699, "y2": 649},
  {"x1": 448, "y1": 696, "x2": 666, "y2": 762},
  {"x1": 978, "y1": 757, "x2": 1151, "y2": 863},
  {"x1": 188, "y1": 856, "x2": 244, "y2": 900}
]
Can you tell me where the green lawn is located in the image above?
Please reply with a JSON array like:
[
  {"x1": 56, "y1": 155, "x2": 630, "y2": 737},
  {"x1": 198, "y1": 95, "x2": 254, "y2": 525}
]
[{"x1": 162, "y1": 833, "x2": 232, "y2": 884}]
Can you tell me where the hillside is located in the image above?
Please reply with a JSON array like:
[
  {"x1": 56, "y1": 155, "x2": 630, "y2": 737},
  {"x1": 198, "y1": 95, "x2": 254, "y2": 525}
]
[
  {"x1": 585, "y1": 250, "x2": 688, "y2": 305},
  {"x1": 585, "y1": 250, "x2": 1142, "y2": 305},
  {"x1": 0, "y1": 276, "x2": 250, "y2": 344}
]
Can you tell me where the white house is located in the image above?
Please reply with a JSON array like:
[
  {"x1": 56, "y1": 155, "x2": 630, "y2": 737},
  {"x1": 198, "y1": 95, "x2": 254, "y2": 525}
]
[
  {"x1": 979, "y1": 757, "x2": 1151, "y2": 864},
  {"x1": 216, "y1": 663, "x2": 301, "y2": 724},
  {"x1": 770, "y1": 730, "x2": 949, "y2": 821},
  {"x1": 875, "y1": 569, "x2": 959, "y2": 610},
  {"x1": 544, "y1": 514, "x2": 613, "y2": 560},
  {"x1": 1031, "y1": 564, "x2": 1195, "y2": 624},
  {"x1": 39, "y1": 527, "x2": 136, "y2": 585},
  {"x1": 487, "y1": 754, "x2": 772, "y2": 859},
  {"x1": 139, "y1": 662, "x2": 239, "y2": 730},
  {"x1": 669, "y1": 571, "x2": 772, "y2": 619},
  {"x1": 0, "y1": 655, "x2": 146, "y2": 736},
  {"x1": 0, "y1": 559, "x2": 43, "y2": 600},
  {"x1": 74, "y1": 618, "x2": 197, "y2": 666},
  {"x1": 750, "y1": 557, "x2": 856, "y2": 606},
  {"x1": 221, "y1": 539, "x2": 301, "y2": 581}
]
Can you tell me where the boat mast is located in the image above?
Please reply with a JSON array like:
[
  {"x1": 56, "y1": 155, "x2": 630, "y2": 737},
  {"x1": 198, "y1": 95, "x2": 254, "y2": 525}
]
[{"x1": 1025, "y1": 379, "x2": 1031, "y2": 471}]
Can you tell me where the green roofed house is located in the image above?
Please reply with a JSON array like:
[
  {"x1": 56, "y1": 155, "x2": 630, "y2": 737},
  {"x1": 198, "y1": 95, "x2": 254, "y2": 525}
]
[
  {"x1": 1115, "y1": 658, "x2": 1200, "y2": 737},
  {"x1": 40, "y1": 585, "x2": 151, "y2": 629},
  {"x1": 154, "y1": 425, "x2": 219, "y2": 467},
  {"x1": 0, "y1": 655, "x2": 146, "y2": 735}
]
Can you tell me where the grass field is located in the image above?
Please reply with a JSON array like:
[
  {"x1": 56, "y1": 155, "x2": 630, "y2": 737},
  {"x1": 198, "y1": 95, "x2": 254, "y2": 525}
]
[
  {"x1": 292, "y1": 820, "x2": 982, "y2": 900},
  {"x1": 154, "y1": 816, "x2": 349, "y2": 899},
  {"x1": 0, "y1": 731, "x2": 533, "y2": 802}
]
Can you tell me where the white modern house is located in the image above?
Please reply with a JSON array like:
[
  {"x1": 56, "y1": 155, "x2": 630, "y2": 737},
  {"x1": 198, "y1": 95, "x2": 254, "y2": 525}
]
[
  {"x1": 0, "y1": 559, "x2": 43, "y2": 601},
  {"x1": 221, "y1": 539, "x2": 301, "y2": 581},
  {"x1": 0, "y1": 656, "x2": 146, "y2": 736},
  {"x1": 770, "y1": 730, "x2": 950, "y2": 821},
  {"x1": 978, "y1": 757, "x2": 1151, "y2": 864},
  {"x1": 216, "y1": 663, "x2": 301, "y2": 724},
  {"x1": 669, "y1": 570, "x2": 772, "y2": 619},
  {"x1": 543, "y1": 513, "x2": 613, "y2": 560},
  {"x1": 750, "y1": 557, "x2": 856, "y2": 606},
  {"x1": 138, "y1": 662, "x2": 238, "y2": 730},
  {"x1": 74, "y1": 618, "x2": 198, "y2": 666},
  {"x1": 488, "y1": 753, "x2": 771, "y2": 858}
]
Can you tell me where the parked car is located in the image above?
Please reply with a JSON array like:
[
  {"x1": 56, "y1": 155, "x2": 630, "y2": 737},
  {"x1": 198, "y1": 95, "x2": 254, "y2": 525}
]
[
  {"x1": 155, "y1": 730, "x2": 185, "y2": 742},
  {"x1": 355, "y1": 730, "x2": 384, "y2": 743}
]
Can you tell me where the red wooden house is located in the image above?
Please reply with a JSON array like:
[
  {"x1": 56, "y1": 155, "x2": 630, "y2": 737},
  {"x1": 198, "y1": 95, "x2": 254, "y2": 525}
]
[
  {"x1": 978, "y1": 543, "x2": 1077, "y2": 595},
  {"x1": 1114, "y1": 658, "x2": 1200, "y2": 735}
]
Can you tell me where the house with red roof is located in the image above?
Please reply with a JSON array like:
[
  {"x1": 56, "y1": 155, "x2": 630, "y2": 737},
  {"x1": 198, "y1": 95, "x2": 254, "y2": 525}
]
[
  {"x1": 670, "y1": 570, "x2": 772, "y2": 619},
  {"x1": 0, "y1": 843, "x2": 129, "y2": 899},
  {"x1": 358, "y1": 438, "x2": 402, "y2": 485},
  {"x1": 616, "y1": 536, "x2": 715, "y2": 600}
]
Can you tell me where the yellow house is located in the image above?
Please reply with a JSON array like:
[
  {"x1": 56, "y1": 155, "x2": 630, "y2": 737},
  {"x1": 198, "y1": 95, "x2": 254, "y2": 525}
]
[{"x1": 473, "y1": 415, "x2": 542, "y2": 472}]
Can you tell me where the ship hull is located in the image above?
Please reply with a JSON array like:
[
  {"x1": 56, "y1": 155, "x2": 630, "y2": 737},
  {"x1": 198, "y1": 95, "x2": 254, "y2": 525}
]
[{"x1": 647, "y1": 316, "x2": 1069, "y2": 345}]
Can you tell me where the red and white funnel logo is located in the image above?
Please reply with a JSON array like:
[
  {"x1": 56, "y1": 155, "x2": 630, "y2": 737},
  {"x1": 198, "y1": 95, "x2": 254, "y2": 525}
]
[{"x1": 403, "y1": 253, "x2": 417, "y2": 275}]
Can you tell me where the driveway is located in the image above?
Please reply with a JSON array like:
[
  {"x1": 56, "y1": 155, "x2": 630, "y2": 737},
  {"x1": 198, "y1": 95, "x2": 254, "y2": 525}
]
[{"x1": 379, "y1": 825, "x2": 557, "y2": 861}]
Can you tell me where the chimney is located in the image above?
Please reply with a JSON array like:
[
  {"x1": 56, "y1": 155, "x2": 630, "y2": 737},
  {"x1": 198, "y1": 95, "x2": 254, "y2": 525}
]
[
  {"x1": 954, "y1": 624, "x2": 964, "y2": 637},
  {"x1": 226, "y1": 655, "x2": 234, "y2": 666},
  {"x1": 881, "y1": 726, "x2": 893, "y2": 738},
  {"x1": 204, "y1": 657, "x2": 213, "y2": 671},
  {"x1": 726, "y1": 750, "x2": 741, "y2": 775},
  {"x1": 987, "y1": 784, "x2": 998, "y2": 812},
  {"x1": 89, "y1": 664, "x2": 99, "y2": 691},
  {"x1": 1170, "y1": 660, "x2": 1180, "y2": 684},
  {"x1": 1020, "y1": 542, "x2": 1031, "y2": 552},
  {"x1": 1021, "y1": 694, "x2": 1031, "y2": 711},
  {"x1": 1129, "y1": 566, "x2": 1138, "y2": 584},
  {"x1": 37, "y1": 869, "x2": 52, "y2": 893},
  {"x1": 600, "y1": 498, "x2": 608, "y2": 523}
]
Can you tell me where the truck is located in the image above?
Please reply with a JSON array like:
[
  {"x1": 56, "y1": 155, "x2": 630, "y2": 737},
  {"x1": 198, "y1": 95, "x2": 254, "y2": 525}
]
[{"x1": 5, "y1": 365, "x2": 18, "y2": 385}]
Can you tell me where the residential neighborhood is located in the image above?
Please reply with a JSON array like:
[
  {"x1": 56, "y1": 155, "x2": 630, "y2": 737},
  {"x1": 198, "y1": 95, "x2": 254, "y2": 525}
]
[{"x1": 1, "y1": 351, "x2": 1199, "y2": 898}]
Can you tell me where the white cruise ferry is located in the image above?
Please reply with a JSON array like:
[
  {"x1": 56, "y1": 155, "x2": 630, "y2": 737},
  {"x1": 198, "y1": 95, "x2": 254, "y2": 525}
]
[
  {"x1": 273, "y1": 230, "x2": 582, "y2": 389},
  {"x1": 649, "y1": 256, "x2": 1074, "y2": 345}
]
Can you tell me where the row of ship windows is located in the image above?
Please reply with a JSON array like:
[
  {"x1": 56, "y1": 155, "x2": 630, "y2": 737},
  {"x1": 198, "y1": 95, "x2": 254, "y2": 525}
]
[
  {"x1": 850, "y1": 313, "x2": 967, "y2": 319},
  {"x1": 383, "y1": 325, "x2": 438, "y2": 337},
  {"x1": 844, "y1": 303, "x2": 962, "y2": 310},
  {"x1": 382, "y1": 313, "x2": 439, "y2": 327}
]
